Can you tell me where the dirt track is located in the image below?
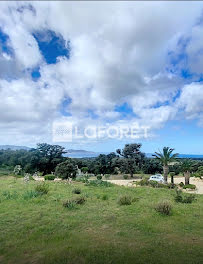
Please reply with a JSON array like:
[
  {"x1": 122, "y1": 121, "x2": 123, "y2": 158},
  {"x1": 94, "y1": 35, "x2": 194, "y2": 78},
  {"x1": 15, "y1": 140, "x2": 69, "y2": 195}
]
[{"x1": 107, "y1": 177, "x2": 203, "y2": 194}]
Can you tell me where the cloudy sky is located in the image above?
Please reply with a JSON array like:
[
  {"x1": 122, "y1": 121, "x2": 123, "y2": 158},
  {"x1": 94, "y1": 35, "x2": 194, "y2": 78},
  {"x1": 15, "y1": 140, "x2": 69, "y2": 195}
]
[{"x1": 0, "y1": 1, "x2": 203, "y2": 154}]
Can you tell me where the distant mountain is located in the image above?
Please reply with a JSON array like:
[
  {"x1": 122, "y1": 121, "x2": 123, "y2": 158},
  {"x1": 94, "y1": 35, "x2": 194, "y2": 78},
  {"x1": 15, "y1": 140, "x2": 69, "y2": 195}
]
[
  {"x1": 0, "y1": 145, "x2": 202, "y2": 159},
  {"x1": 66, "y1": 151, "x2": 203, "y2": 159},
  {"x1": 0, "y1": 145, "x2": 31, "y2": 151}
]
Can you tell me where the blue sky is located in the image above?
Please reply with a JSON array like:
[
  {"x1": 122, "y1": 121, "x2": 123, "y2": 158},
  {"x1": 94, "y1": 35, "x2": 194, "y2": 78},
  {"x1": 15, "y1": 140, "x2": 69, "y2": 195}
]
[{"x1": 0, "y1": 2, "x2": 203, "y2": 154}]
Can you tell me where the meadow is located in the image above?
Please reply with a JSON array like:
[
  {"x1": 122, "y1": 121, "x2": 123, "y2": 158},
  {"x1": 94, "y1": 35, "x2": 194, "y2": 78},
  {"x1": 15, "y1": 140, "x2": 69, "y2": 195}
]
[{"x1": 0, "y1": 177, "x2": 202, "y2": 264}]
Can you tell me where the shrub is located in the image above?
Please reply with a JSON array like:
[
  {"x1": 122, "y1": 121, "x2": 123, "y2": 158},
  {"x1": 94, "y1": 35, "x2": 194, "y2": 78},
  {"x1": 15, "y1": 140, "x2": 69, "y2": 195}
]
[
  {"x1": 182, "y1": 194, "x2": 196, "y2": 203},
  {"x1": 167, "y1": 183, "x2": 176, "y2": 189},
  {"x1": 74, "y1": 196, "x2": 86, "y2": 205},
  {"x1": 183, "y1": 184, "x2": 196, "y2": 190},
  {"x1": 136, "y1": 178, "x2": 149, "y2": 186},
  {"x1": 55, "y1": 159, "x2": 77, "y2": 179},
  {"x1": 72, "y1": 188, "x2": 81, "y2": 194},
  {"x1": 118, "y1": 195, "x2": 132, "y2": 205},
  {"x1": 97, "y1": 175, "x2": 102, "y2": 180},
  {"x1": 86, "y1": 180, "x2": 113, "y2": 187},
  {"x1": 104, "y1": 174, "x2": 110, "y2": 179},
  {"x1": 102, "y1": 194, "x2": 108, "y2": 200},
  {"x1": 44, "y1": 174, "x2": 55, "y2": 181},
  {"x1": 155, "y1": 201, "x2": 172, "y2": 215},
  {"x1": 149, "y1": 180, "x2": 159, "y2": 188},
  {"x1": 63, "y1": 199, "x2": 76, "y2": 209},
  {"x1": 123, "y1": 174, "x2": 128, "y2": 179},
  {"x1": 63, "y1": 196, "x2": 86, "y2": 209},
  {"x1": 179, "y1": 182, "x2": 184, "y2": 187},
  {"x1": 174, "y1": 188, "x2": 196, "y2": 203},
  {"x1": 136, "y1": 179, "x2": 172, "y2": 189},
  {"x1": 76, "y1": 175, "x2": 89, "y2": 183},
  {"x1": 22, "y1": 190, "x2": 40, "y2": 200},
  {"x1": 35, "y1": 183, "x2": 49, "y2": 195},
  {"x1": 174, "y1": 188, "x2": 183, "y2": 202}
]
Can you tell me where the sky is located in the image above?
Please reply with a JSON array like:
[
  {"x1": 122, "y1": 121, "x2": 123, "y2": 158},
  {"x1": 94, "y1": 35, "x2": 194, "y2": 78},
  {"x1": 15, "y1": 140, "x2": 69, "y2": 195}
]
[{"x1": 0, "y1": 1, "x2": 203, "y2": 154}]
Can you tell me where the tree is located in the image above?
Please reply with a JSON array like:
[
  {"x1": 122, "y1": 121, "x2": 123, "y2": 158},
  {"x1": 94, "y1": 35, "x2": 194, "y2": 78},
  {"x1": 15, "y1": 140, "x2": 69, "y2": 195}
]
[
  {"x1": 181, "y1": 159, "x2": 194, "y2": 185},
  {"x1": 169, "y1": 172, "x2": 175, "y2": 184},
  {"x1": 55, "y1": 159, "x2": 78, "y2": 179},
  {"x1": 143, "y1": 158, "x2": 162, "y2": 174},
  {"x1": 37, "y1": 143, "x2": 66, "y2": 175},
  {"x1": 116, "y1": 143, "x2": 145, "y2": 178},
  {"x1": 197, "y1": 166, "x2": 203, "y2": 179},
  {"x1": 153, "y1": 147, "x2": 179, "y2": 183},
  {"x1": 81, "y1": 167, "x2": 89, "y2": 173}
]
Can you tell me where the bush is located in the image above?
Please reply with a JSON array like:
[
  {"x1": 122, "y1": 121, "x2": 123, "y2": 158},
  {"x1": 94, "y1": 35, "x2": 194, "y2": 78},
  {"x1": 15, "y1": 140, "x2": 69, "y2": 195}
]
[
  {"x1": 63, "y1": 196, "x2": 86, "y2": 209},
  {"x1": 155, "y1": 201, "x2": 172, "y2": 215},
  {"x1": 174, "y1": 188, "x2": 196, "y2": 203},
  {"x1": 97, "y1": 175, "x2": 102, "y2": 180},
  {"x1": 55, "y1": 159, "x2": 77, "y2": 179},
  {"x1": 149, "y1": 180, "x2": 159, "y2": 188},
  {"x1": 102, "y1": 194, "x2": 108, "y2": 200},
  {"x1": 183, "y1": 184, "x2": 196, "y2": 190},
  {"x1": 35, "y1": 183, "x2": 49, "y2": 195},
  {"x1": 63, "y1": 199, "x2": 76, "y2": 209},
  {"x1": 86, "y1": 180, "x2": 113, "y2": 187},
  {"x1": 179, "y1": 182, "x2": 184, "y2": 187},
  {"x1": 167, "y1": 183, "x2": 176, "y2": 189},
  {"x1": 182, "y1": 194, "x2": 196, "y2": 203},
  {"x1": 44, "y1": 174, "x2": 55, "y2": 181},
  {"x1": 104, "y1": 174, "x2": 110, "y2": 179},
  {"x1": 123, "y1": 174, "x2": 128, "y2": 179},
  {"x1": 136, "y1": 179, "x2": 149, "y2": 186},
  {"x1": 136, "y1": 179, "x2": 172, "y2": 189},
  {"x1": 74, "y1": 196, "x2": 86, "y2": 205},
  {"x1": 174, "y1": 188, "x2": 183, "y2": 202},
  {"x1": 72, "y1": 188, "x2": 81, "y2": 194},
  {"x1": 22, "y1": 190, "x2": 40, "y2": 200},
  {"x1": 118, "y1": 195, "x2": 132, "y2": 205},
  {"x1": 76, "y1": 175, "x2": 90, "y2": 183}
]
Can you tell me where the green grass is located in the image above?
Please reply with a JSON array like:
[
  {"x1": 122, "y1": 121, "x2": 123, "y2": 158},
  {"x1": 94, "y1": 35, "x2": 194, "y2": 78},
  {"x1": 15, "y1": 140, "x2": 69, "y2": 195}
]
[{"x1": 0, "y1": 176, "x2": 202, "y2": 264}]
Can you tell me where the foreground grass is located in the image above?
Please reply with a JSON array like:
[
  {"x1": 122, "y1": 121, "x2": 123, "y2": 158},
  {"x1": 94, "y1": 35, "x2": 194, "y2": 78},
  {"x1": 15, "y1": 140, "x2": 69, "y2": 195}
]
[{"x1": 0, "y1": 177, "x2": 202, "y2": 264}]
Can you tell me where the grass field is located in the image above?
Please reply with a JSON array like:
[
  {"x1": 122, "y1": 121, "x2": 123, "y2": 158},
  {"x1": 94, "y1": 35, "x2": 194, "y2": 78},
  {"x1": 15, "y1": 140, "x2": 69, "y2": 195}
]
[{"x1": 0, "y1": 177, "x2": 202, "y2": 264}]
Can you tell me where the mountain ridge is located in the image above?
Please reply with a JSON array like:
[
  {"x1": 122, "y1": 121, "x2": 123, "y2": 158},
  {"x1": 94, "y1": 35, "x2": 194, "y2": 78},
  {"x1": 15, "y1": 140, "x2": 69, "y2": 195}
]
[{"x1": 0, "y1": 145, "x2": 203, "y2": 159}]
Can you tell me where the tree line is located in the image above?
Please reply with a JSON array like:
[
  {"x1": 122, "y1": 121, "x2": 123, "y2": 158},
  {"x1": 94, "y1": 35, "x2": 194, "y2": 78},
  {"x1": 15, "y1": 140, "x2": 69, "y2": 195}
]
[{"x1": 0, "y1": 143, "x2": 203, "y2": 183}]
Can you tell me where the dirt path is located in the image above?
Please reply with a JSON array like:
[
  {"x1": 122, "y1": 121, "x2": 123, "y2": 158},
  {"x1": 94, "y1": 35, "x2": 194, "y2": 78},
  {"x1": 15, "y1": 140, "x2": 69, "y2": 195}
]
[{"x1": 107, "y1": 177, "x2": 203, "y2": 194}]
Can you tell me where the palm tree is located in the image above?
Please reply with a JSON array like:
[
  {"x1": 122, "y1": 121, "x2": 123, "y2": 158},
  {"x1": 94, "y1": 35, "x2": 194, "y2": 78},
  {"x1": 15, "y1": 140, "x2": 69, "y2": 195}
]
[
  {"x1": 153, "y1": 147, "x2": 179, "y2": 183},
  {"x1": 181, "y1": 159, "x2": 194, "y2": 185}
]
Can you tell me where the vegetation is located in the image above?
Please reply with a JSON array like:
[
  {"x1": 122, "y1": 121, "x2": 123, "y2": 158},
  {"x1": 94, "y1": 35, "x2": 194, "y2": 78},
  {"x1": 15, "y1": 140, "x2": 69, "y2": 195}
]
[
  {"x1": 55, "y1": 159, "x2": 78, "y2": 179},
  {"x1": 181, "y1": 159, "x2": 194, "y2": 185},
  {"x1": 116, "y1": 143, "x2": 145, "y2": 177},
  {"x1": 155, "y1": 201, "x2": 172, "y2": 215},
  {"x1": 0, "y1": 177, "x2": 202, "y2": 264},
  {"x1": 118, "y1": 195, "x2": 132, "y2": 205},
  {"x1": 153, "y1": 147, "x2": 179, "y2": 183},
  {"x1": 174, "y1": 188, "x2": 196, "y2": 204},
  {"x1": 183, "y1": 184, "x2": 196, "y2": 190},
  {"x1": 34, "y1": 182, "x2": 49, "y2": 195},
  {"x1": 44, "y1": 174, "x2": 55, "y2": 181},
  {"x1": 1, "y1": 143, "x2": 203, "y2": 181}
]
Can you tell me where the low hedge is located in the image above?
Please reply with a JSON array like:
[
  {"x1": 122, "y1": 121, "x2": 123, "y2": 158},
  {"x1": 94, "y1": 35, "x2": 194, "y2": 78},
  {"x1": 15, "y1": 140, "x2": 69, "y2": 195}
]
[
  {"x1": 183, "y1": 184, "x2": 196, "y2": 190},
  {"x1": 44, "y1": 174, "x2": 55, "y2": 181}
]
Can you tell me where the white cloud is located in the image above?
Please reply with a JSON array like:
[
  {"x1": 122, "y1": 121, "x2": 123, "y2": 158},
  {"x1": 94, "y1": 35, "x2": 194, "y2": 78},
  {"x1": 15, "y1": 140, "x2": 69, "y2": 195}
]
[
  {"x1": 176, "y1": 83, "x2": 203, "y2": 126},
  {"x1": 0, "y1": 1, "x2": 203, "y2": 146}
]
